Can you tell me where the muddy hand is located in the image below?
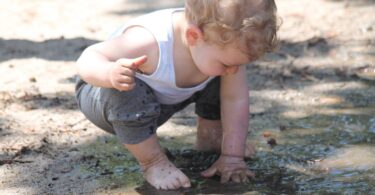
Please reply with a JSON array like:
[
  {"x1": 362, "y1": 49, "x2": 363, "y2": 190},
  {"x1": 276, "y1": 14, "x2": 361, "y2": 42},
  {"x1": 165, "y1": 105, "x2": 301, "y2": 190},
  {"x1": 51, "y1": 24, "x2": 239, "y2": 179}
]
[
  {"x1": 109, "y1": 55, "x2": 147, "y2": 91},
  {"x1": 201, "y1": 155, "x2": 254, "y2": 183}
]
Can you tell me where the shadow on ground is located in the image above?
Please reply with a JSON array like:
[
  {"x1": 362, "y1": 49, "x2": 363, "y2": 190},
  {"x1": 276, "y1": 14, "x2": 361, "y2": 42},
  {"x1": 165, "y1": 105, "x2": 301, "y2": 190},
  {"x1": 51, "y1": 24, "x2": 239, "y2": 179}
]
[{"x1": 0, "y1": 37, "x2": 98, "y2": 63}]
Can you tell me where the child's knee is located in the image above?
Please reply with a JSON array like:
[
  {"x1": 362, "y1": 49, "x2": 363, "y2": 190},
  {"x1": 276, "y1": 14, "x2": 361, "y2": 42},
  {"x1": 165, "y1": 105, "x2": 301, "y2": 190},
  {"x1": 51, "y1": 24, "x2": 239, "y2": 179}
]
[
  {"x1": 102, "y1": 80, "x2": 162, "y2": 144},
  {"x1": 194, "y1": 77, "x2": 221, "y2": 120}
]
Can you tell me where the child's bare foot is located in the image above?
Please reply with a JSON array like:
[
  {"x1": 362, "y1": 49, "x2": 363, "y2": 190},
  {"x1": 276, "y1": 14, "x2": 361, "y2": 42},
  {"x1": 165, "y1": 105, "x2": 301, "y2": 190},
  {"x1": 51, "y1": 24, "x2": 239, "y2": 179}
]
[
  {"x1": 125, "y1": 135, "x2": 191, "y2": 190},
  {"x1": 196, "y1": 117, "x2": 255, "y2": 158},
  {"x1": 141, "y1": 153, "x2": 191, "y2": 190}
]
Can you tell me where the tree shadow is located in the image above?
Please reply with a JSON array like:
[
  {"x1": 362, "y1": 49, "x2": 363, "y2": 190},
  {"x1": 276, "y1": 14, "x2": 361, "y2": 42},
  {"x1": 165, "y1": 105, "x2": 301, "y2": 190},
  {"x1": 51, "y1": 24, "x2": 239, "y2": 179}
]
[
  {"x1": 0, "y1": 37, "x2": 98, "y2": 63},
  {"x1": 0, "y1": 117, "x2": 14, "y2": 160},
  {"x1": 0, "y1": 88, "x2": 78, "y2": 111},
  {"x1": 248, "y1": 36, "x2": 375, "y2": 91}
]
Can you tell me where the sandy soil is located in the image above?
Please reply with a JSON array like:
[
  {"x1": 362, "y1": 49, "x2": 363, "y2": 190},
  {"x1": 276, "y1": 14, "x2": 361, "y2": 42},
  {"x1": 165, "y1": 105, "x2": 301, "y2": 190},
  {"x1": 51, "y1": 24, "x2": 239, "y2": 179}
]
[{"x1": 0, "y1": 0, "x2": 374, "y2": 194}]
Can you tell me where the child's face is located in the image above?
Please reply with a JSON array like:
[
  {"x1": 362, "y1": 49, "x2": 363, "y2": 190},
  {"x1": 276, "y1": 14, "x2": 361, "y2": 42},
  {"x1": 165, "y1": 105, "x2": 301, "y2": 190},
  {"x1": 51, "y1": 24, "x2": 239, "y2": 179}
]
[{"x1": 190, "y1": 41, "x2": 252, "y2": 76}]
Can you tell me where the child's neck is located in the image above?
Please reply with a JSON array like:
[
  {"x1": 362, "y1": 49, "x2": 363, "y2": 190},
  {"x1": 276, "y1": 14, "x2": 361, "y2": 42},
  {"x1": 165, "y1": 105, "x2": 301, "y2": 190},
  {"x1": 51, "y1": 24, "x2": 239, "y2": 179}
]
[
  {"x1": 172, "y1": 11, "x2": 209, "y2": 88},
  {"x1": 173, "y1": 11, "x2": 192, "y2": 66}
]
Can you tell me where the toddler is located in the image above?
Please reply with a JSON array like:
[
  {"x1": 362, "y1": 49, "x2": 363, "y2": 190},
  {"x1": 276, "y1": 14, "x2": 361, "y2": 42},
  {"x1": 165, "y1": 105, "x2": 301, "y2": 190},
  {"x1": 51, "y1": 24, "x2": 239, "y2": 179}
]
[{"x1": 75, "y1": 0, "x2": 278, "y2": 190}]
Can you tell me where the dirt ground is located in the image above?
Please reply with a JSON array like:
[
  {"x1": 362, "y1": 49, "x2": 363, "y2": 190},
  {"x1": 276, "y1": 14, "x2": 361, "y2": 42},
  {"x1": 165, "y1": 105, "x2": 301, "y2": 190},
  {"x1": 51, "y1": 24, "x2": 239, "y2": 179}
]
[{"x1": 1, "y1": 0, "x2": 375, "y2": 194}]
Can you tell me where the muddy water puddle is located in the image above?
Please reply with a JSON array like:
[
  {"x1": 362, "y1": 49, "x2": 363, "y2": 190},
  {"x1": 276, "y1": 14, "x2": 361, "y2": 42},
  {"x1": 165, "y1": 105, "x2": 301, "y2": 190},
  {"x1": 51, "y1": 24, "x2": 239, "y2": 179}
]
[
  {"x1": 79, "y1": 107, "x2": 375, "y2": 194},
  {"x1": 253, "y1": 110, "x2": 375, "y2": 194}
]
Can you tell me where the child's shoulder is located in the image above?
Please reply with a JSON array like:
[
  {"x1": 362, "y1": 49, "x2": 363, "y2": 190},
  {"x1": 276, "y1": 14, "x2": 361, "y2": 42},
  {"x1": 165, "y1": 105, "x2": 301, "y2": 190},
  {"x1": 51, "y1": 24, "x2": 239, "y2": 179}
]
[{"x1": 117, "y1": 26, "x2": 159, "y2": 73}]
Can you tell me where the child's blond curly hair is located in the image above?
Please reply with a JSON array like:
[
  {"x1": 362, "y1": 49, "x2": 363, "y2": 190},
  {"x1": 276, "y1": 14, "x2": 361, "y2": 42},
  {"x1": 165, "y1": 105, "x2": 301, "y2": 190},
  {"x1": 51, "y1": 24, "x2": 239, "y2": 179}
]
[{"x1": 185, "y1": 0, "x2": 279, "y2": 60}]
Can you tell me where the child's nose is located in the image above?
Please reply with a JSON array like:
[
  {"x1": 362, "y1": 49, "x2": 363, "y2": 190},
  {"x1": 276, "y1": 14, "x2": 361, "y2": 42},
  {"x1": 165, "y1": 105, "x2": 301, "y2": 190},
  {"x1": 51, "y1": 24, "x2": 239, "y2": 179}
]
[{"x1": 226, "y1": 66, "x2": 239, "y2": 75}]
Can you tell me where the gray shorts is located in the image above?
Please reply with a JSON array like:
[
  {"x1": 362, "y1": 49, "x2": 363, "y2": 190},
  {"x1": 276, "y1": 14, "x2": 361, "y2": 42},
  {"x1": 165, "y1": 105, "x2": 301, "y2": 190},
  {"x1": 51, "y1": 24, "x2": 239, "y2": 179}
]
[{"x1": 75, "y1": 77, "x2": 220, "y2": 144}]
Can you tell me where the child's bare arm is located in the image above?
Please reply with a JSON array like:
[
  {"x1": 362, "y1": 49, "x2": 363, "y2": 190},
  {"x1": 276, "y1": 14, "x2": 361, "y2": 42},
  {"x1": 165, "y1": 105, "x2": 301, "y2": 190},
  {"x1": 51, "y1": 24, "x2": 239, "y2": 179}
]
[
  {"x1": 220, "y1": 66, "x2": 249, "y2": 158},
  {"x1": 201, "y1": 66, "x2": 253, "y2": 183},
  {"x1": 77, "y1": 44, "x2": 147, "y2": 90},
  {"x1": 76, "y1": 27, "x2": 158, "y2": 91}
]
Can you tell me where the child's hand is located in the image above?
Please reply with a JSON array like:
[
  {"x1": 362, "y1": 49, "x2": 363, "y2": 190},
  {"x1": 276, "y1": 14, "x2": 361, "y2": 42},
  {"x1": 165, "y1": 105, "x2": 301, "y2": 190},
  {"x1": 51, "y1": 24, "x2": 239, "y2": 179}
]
[
  {"x1": 201, "y1": 155, "x2": 254, "y2": 183},
  {"x1": 108, "y1": 55, "x2": 147, "y2": 91}
]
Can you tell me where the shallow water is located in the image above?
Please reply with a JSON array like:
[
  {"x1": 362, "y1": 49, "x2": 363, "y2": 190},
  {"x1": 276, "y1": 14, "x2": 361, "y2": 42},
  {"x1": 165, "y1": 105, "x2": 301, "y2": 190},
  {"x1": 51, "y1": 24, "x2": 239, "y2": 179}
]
[{"x1": 79, "y1": 107, "x2": 375, "y2": 194}]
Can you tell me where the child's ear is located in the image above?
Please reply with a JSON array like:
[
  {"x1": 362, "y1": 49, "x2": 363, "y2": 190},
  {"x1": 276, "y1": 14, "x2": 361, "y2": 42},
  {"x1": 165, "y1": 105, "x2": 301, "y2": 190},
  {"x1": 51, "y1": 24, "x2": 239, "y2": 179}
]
[{"x1": 186, "y1": 25, "x2": 203, "y2": 46}]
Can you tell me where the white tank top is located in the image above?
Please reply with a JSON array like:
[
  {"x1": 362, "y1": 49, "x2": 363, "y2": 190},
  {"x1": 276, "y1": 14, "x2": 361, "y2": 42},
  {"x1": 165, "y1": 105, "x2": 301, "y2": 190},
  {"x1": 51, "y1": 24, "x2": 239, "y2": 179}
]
[{"x1": 109, "y1": 8, "x2": 214, "y2": 105}]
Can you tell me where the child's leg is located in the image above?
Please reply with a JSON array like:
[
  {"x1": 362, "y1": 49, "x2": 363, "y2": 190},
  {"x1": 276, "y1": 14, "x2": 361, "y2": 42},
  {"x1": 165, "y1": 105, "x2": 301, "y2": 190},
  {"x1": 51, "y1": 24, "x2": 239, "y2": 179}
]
[
  {"x1": 75, "y1": 78, "x2": 190, "y2": 190},
  {"x1": 75, "y1": 79, "x2": 115, "y2": 133},
  {"x1": 196, "y1": 117, "x2": 222, "y2": 152},
  {"x1": 194, "y1": 78, "x2": 255, "y2": 158},
  {"x1": 196, "y1": 117, "x2": 255, "y2": 158}
]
